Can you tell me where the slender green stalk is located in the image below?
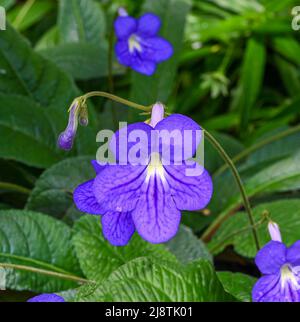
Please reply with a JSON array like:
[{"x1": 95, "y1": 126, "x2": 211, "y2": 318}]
[
  {"x1": 0, "y1": 263, "x2": 91, "y2": 285},
  {"x1": 203, "y1": 129, "x2": 260, "y2": 251},
  {"x1": 0, "y1": 182, "x2": 30, "y2": 195},
  {"x1": 81, "y1": 91, "x2": 151, "y2": 113},
  {"x1": 214, "y1": 124, "x2": 300, "y2": 177},
  {"x1": 13, "y1": 0, "x2": 36, "y2": 29}
]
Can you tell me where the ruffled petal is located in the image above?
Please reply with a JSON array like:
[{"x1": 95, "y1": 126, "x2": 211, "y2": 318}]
[
  {"x1": 27, "y1": 294, "x2": 65, "y2": 302},
  {"x1": 115, "y1": 40, "x2": 132, "y2": 66},
  {"x1": 131, "y1": 174, "x2": 181, "y2": 244},
  {"x1": 140, "y1": 37, "x2": 173, "y2": 63},
  {"x1": 255, "y1": 241, "x2": 287, "y2": 275},
  {"x1": 102, "y1": 211, "x2": 135, "y2": 246},
  {"x1": 287, "y1": 241, "x2": 300, "y2": 266},
  {"x1": 137, "y1": 13, "x2": 161, "y2": 36},
  {"x1": 252, "y1": 275, "x2": 281, "y2": 302},
  {"x1": 93, "y1": 164, "x2": 147, "y2": 213},
  {"x1": 155, "y1": 114, "x2": 202, "y2": 162},
  {"x1": 73, "y1": 180, "x2": 103, "y2": 215},
  {"x1": 114, "y1": 16, "x2": 137, "y2": 39},
  {"x1": 109, "y1": 122, "x2": 152, "y2": 165},
  {"x1": 164, "y1": 161, "x2": 213, "y2": 211}
]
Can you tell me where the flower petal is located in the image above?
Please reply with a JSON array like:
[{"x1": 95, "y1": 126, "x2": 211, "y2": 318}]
[
  {"x1": 102, "y1": 211, "x2": 135, "y2": 246},
  {"x1": 73, "y1": 180, "x2": 103, "y2": 215},
  {"x1": 91, "y1": 160, "x2": 105, "y2": 174},
  {"x1": 93, "y1": 164, "x2": 147, "y2": 213},
  {"x1": 109, "y1": 122, "x2": 152, "y2": 165},
  {"x1": 155, "y1": 114, "x2": 202, "y2": 162},
  {"x1": 287, "y1": 241, "x2": 300, "y2": 266},
  {"x1": 131, "y1": 175, "x2": 181, "y2": 243},
  {"x1": 252, "y1": 274, "x2": 281, "y2": 302},
  {"x1": 164, "y1": 161, "x2": 213, "y2": 211},
  {"x1": 114, "y1": 16, "x2": 137, "y2": 39},
  {"x1": 130, "y1": 58, "x2": 157, "y2": 76},
  {"x1": 27, "y1": 294, "x2": 65, "y2": 302},
  {"x1": 137, "y1": 13, "x2": 161, "y2": 36},
  {"x1": 140, "y1": 37, "x2": 173, "y2": 63},
  {"x1": 255, "y1": 241, "x2": 287, "y2": 275},
  {"x1": 115, "y1": 40, "x2": 132, "y2": 66}
]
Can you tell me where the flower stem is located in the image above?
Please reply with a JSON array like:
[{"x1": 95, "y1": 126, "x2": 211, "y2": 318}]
[
  {"x1": 203, "y1": 129, "x2": 260, "y2": 251},
  {"x1": 0, "y1": 182, "x2": 30, "y2": 195},
  {"x1": 214, "y1": 124, "x2": 300, "y2": 177},
  {"x1": 81, "y1": 91, "x2": 151, "y2": 113},
  {"x1": 0, "y1": 262, "x2": 91, "y2": 285}
]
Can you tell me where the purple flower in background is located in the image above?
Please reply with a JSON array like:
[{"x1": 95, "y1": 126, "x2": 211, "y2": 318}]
[
  {"x1": 73, "y1": 103, "x2": 213, "y2": 246},
  {"x1": 114, "y1": 10, "x2": 173, "y2": 76},
  {"x1": 252, "y1": 222, "x2": 300, "y2": 302},
  {"x1": 27, "y1": 294, "x2": 65, "y2": 302}
]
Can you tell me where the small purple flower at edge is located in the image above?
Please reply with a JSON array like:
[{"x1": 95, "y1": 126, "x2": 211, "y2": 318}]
[
  {"x1": 252, "y1": 221, "x2": 300, "y2": 302},
  {"x1": 73, "y1": 104, "x2": 213, "y2": 246},
  {"x1": 114, "y1": 10, "x2": 174, "y2": 76},
  {"x1": 27, "y1": 294, "x2": 65, "y2": 302}
]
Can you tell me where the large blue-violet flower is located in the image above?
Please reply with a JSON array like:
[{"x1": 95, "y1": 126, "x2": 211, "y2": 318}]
[
  {"x1": 73, "y1": 103, "x2": 213, "y2": 246},
  {"x1": 27, "y1": 293, "x2": 65, "y2": 302},
  {"x1": 252, "y1": 221, "x2": 300, "y2": 302},
  {"x1": 114, "y1": 9, "x2": 173, "y2": 76}
]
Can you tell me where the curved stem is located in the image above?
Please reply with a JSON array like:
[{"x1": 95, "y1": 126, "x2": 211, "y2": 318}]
[
  {"x1": 214, "y1": 124, "x2": 300, "y2": 177},
  {"x1": 0, "y1": 182, "x2": 30, "y2": 195},
  {"x1": 203, "y1": 129, "x2": 260, "y2": 251},
  {"x1": 0, "y1": 263, "x2": 91, "y2": 285},
  {"x1": 81, "y1": 91, "x2": 151, "y2": 113}
]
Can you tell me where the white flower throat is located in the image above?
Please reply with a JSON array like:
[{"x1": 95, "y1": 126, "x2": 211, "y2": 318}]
[
  {"x1": 129, "y1": 34, "x2": 142, "y2": 53},
  {"x1": 280, "y1": 264, "x2": 300, "y2": 290},
  {"x1": 146, "y1": 153, "x2": 165, "y2": 182}
]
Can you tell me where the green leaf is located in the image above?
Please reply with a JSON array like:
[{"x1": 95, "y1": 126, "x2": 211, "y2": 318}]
[
  {"x1": 165, "y1": 225, "x2": 212, "y2": 264},
  {"x1": 72, "y1": 215, "x2": 177, "y2": 282},
  {"x1": 208, "y1": 199, "x2": 300, "y2": 257},
  {"x1": 217, "y1": 272, "x2": 256, "y2": 302},
  {"x1": 233, "y1": 37, "x2": 266, "y2": 131},
  {"x1": 58, "y1": 0, "x2": 106, "y2": 44},
  {"x1": 0, "y1": 209, "x2": 82, "y2": 292},
  {"x1": 0, "y1": 0, "x2": 15, "y2": 10},
  {"x1": 0, "y1": 94, "x2": 64, "y2": 168},
  {"x1": 0, "y1": 24, "x2": 78, "y2": 109},
  {"x1": 78, "y1": 258, "x2": 235, "y2": 302},
  {"x1": 26, "y1": 156, "x2": 94, "y2": 219},
  {"x1": 39, "y1": 43, "x2": 109, "y2": 80},
  {"x1": 130, "y1": 0, "x2": 191, "y2": 107},
  {"x1": 272, "y1": 37, "x2": 300, "y2": 66}
]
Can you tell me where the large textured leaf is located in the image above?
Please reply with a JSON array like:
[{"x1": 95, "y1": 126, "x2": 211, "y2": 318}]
[
  {"x1": 58, "y1": 0, "x2": 106, "y2": 44},
  {"x1": 0, "y1": 24, "x2": 78, "y2": 109},
  {"x1": 72, "y1": 216, "x2": 177, "y2": 282},
  {"x1": 78, "y1": 258, "x2": 235, "y2": 302},
  {"x1": 130, "y1": 0, "x2": 191, "y2": 106},
  {"x1": 0, "y1": 210, "x2": 82, "y2": 292},
  {"x1": 26, "y1": 156, "x2": 94, "y2": 219},
  {"x1": 208, "y1": 199, "x2": 300, "y2": 257},
  {"x1": 0, "y1": 94, "x2": 64, "y2": 168},
  {"x1": 39, "y1": 43, "x2": 109, "y2": 80},
  {"x1": 166, "y1": 225, "x2": 212, "y2": 263},
  {"x1": 217, "y1": 272, "x2": 256, "y2": 302}
]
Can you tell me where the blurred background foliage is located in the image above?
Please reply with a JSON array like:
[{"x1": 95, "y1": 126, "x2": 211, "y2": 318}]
[{"x1": 0, "y1": 0, "x2": 300, "y2": 302}]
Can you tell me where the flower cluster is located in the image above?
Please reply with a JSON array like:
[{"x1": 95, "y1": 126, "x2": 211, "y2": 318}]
[
  {"x1": 252, "y1": 222, "x2": 300, "y2": 302},
  {"x1": 114, "y1": 10, "x2": 173, "y2": 76},
  {"x1": 73, "y1": 103, "x2": 213, "y2": 246}
]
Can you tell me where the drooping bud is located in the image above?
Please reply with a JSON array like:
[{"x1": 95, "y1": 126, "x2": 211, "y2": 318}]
[
  {"x1": 58, "y1": 100, "x2": 80, "y2": 151},
  {"x1": 268, "y1": 221, "x2": 282, "y2": 242},
  {"x1": 79, "y1": 102, "x2": 89, "y2": 127},
  {"x1": 118, "y1": 7, "x2": 128, "y2": 17},
  {"x1": 150, "y1": 102, "x2": 165, "y2": 127}
]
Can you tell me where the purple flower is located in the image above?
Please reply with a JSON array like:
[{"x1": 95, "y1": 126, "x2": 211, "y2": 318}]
[
  {"x1": 27, "y1": 294, "x2": 65, "y2": 302},
  {"x1": 252, "y1": 222, "x2": 300, "y2": 302},
  {"x1": 73, "y1": 104, "x2": 213, "y2": 246},
  {"x1": 114, "y1": 11, "x2": 173, "y2": 76}
]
